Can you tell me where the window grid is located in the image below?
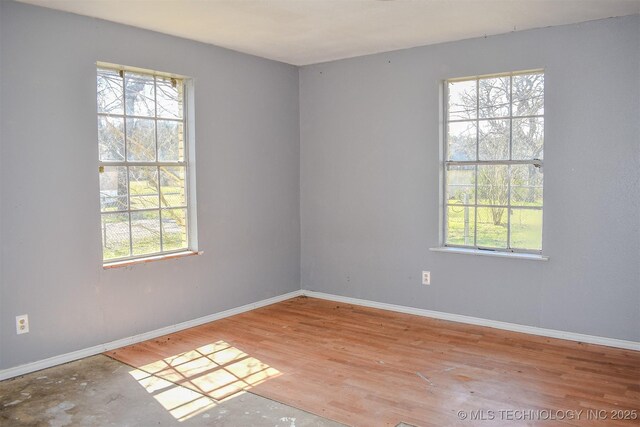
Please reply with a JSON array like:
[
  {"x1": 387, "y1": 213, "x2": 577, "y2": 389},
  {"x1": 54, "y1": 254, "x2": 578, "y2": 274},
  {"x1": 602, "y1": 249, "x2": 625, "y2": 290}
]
[
  {"x1": 98, "y1": 67, "x2": 190, "y2": 263},
  {"x1": 443, "y1": 70, "x2": 544, "y2": 254}
]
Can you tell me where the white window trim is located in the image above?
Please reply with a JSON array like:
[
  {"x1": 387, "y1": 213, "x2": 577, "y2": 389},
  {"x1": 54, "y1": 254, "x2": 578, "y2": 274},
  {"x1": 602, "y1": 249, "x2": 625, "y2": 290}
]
[
  {"x1": 429, "y1": 246, "x2": 548, "y2": 261},
  {"x1": 97, "y1": 62, "x2": 198, "y2": 266},
  {"x1": 103, "y1": 250, "x2": 203, "y2": 269},
  {"x1": 436, "y1": 69, "x2": 546, "y2": 258}
]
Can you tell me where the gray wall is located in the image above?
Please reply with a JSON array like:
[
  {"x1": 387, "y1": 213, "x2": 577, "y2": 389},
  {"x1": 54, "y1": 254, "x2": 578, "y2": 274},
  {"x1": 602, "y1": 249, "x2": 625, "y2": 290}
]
[
  {"x1": 0, "y1": 0, "x2": 4, "y2": 368},
  {"x1": 1, "y1": 2, "x2": 638, "y2": 373},
  {"x1": 0, "y1": 1, "x2": 300, "y2": 369},
  {"x1": 300, "y1": 15, "x2": 640, "y2": 341}
]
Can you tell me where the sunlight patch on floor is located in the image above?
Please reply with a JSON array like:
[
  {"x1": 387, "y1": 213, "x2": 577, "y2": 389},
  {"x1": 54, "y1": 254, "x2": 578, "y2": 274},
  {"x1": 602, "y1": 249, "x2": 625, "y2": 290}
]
[{"x1": 129, "y1": 340, "x2": 281, "y2": 421}]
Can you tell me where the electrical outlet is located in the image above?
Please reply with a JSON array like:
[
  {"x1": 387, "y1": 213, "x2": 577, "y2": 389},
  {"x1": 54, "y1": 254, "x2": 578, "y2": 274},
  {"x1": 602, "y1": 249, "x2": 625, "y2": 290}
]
[
  {"x1": 16, "y1": 314, "x2": 29, "y2": 334},
  {"x1": 422, "y1": 271, "x2": 431, "y2": 285}
]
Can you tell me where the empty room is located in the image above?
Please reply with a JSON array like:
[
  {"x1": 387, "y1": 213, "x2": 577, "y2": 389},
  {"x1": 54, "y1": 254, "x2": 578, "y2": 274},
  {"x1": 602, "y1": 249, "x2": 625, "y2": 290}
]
[{"x1": 0, "y1": 0, "x2": 639, "y2": 426}]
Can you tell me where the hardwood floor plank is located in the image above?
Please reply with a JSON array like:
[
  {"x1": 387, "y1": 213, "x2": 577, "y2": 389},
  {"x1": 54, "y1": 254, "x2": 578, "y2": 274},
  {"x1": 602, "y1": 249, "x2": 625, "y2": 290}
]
[{"x1": 106, "y1": 297, "x2": 640, "y2": 426}]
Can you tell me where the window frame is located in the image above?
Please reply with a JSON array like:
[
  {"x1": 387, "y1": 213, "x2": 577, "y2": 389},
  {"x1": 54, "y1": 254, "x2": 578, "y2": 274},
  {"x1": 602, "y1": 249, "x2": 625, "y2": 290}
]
[
  {"x1": 97, "y1": 63, "x2": 197, "y2": 266},
  {"x1": 441, "y1": 69, "x2": 545, "y2": 256}
]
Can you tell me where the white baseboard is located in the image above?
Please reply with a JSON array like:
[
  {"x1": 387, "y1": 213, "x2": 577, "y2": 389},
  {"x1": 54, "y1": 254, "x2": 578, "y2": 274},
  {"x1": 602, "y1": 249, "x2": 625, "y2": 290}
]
[
  {"x1": 301, "y1": 290, "x2": 640, "y2": 351},
  {"x1": 2, "y1": 288, "x2": 637, "y2": 381},
  {"x1": 0, "y1": 290, "x2": 303, "y2": 381}
]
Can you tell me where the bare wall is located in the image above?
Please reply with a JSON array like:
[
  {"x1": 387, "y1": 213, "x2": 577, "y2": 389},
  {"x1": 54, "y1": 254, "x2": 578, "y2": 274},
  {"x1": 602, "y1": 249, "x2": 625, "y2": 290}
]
[
  {"x1": 300, "y1": 15, "x2": 640, "y2": 341},
  {"x1": 0, "y1": 1, "x2": 300, "y2": 369},
  {"x1": 0, "y1": 0, "x2": 4, "y2": 369}
]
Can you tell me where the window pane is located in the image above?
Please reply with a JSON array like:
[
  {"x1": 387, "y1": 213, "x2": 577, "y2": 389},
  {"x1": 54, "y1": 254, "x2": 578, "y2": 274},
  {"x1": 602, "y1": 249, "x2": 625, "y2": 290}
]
[
  {"x1": 513, "y1": 73, "x2": 544, "y2": 117},
  {"x1": 101, "y1": 212, "x2": 130, "y2": 260},
  {"x1": 443, "y1": 71, "x2": 543, "y2": 254},
  {"x1": 448, "y1": 80, "x2": 476, "y2": 120},
  {"x1": 477, "y1": 165, "x2": 508, "y2": 206},
  {"x1": 478, "y1": 119, "x2": 509, "y2": 160},
  {"x1": 479, "y1": 76, "x2": 510, "y2": 118},
  {"x1": 157, "y1": 120, "x2": 184, "y2": 162},
  {"x1": 125, "y1": 72, "x2": 155, "y2": 117},
  {"x1": 98, "y1": 66, "x2": 191, "y2": 263},
  {"x1": 446, "y1": 165, "x2": 475, "y2": 205},
  {"x1": 156, "y1": 77, "x2": 183, "y2": 119},
  {"x1": 510, "y1": 209, "x2": 542, "y2": 250},
  {"x1": 98, "y1": 116, "x2": 125, "y2": 161},
  {"x1": 511, "y1": 164, "x2": 543, "y2": 207},
  {"x1": 447, "y1": 121, "x2": 476, "y2": 161},
  {"x1": 100, "y1": 166, "x2": 128, "y2": 212},
  {"x1": 160, "y1": 166, "x2": 186, "y2": 207},
  {"x1": 126, "y1": 118, "x2": 156, "y2": 162},
  {"x1": 513, "y1": 117, "x2": 544, "y2": 160},
  {"x1": 131, "y1": 210, "x2": 161, "y2": 255},
  {"x1": 476, "y1": 207, "x2": 507, "y2": 248},
  {"x1": 129, "y1": 166, "x2": 159, "y2": 210},
  {"x1": 97, "y1": 69, "x2": 123, "y2": 114},
  {"x1": 162, "y1": 208, "x2": 188, "y2": 251},
  {"x1": 446, "y1": 205, "x2": 475, "y2": 246}
]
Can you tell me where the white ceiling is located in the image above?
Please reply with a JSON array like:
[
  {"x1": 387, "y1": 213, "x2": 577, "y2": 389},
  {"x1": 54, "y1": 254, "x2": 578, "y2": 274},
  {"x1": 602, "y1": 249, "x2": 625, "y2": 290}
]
[{"x1": 18, "y1": 0, "x2": 640, "y2": 65}]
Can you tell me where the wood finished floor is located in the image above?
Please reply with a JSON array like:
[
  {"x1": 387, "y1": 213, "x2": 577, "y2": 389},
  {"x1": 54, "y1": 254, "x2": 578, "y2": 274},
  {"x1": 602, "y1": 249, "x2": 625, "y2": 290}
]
[{"x1": 106, "y1": 297, "x2": 640, "y2": 426}]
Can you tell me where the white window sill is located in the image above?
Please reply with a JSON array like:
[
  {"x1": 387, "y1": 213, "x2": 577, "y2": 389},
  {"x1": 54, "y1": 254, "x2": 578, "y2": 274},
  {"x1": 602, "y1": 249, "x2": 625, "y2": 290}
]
[
  {"x1": 103, "y1": 250, "x2": 203, "y2": 269},
  {"x1": 429, "y1": 247, "x2": 549, "y2": 261}
]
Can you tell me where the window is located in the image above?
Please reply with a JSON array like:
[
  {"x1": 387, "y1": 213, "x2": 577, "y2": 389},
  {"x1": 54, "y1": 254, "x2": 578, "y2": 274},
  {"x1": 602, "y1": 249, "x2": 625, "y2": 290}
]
[
  {"x1": 443, "y1": 70, "x2": 544, "y2": 254},
  {"x1": 97, "y1": 65, "x2": 194, "y2": 264}
]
